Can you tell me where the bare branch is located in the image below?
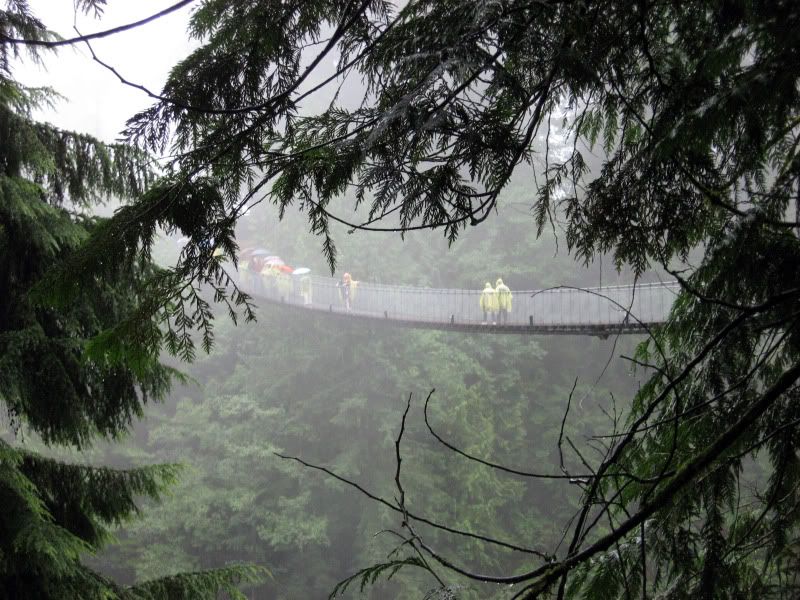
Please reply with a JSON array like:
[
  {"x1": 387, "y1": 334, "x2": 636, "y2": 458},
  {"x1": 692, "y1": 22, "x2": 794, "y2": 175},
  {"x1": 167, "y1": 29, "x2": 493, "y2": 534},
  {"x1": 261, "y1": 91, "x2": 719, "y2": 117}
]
[
  {"x1": 77, "y1": 0, "x2": 374, "y2": 116},
  {"x1": 394, "y1": 392, "x2": 413, "y2": 519},
  {"x1": 274, "y1": 452, "x2": 551, "y2": 558},
  {"x1": 1, "y1": 0, "x2": 196, "y2": 48}
]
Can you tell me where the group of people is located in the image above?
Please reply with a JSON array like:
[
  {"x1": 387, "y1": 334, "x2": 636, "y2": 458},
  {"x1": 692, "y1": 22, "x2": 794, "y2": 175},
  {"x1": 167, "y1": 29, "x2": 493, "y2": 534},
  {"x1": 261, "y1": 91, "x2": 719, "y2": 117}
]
[
  {"x1": 237, "y1": 251, "x2": 512, "y2": 325},
  {"x1": 336, "y1": 274, "x2": 512, "y2": 324},
  {"x1": 240, "y1": 255, "x2": 287, "y2": 294},
  {"x1": 237, "y1": 248, "x2": 356, "y2": 311},
  {"x1": 237, "y1": 250, "x2": 315, "y2": 304},
  {"x1": 480, "y1": 278, "x2": 513, "y2": 325}
]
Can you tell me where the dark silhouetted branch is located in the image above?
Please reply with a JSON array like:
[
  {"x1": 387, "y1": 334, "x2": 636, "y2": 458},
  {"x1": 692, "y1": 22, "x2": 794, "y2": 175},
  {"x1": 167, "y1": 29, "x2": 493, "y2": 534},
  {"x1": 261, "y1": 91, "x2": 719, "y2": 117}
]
[
  {"x1": 275, "y1": 451, "x2": 551, "y2": 558},
  {"x1": 1, "y1": 0, "x2": 196, "y2": 48}
]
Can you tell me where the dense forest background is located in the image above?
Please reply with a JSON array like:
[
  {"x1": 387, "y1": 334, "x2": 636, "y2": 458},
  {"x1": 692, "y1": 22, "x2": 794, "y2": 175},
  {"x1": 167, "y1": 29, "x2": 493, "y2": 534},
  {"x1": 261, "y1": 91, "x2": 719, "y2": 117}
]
[
  {"x1": 4, "y1": 1, "x2": 799, "y2": 597},
  {"x1": 53, "y1": 180, "x2": 649, "y2": 599}
]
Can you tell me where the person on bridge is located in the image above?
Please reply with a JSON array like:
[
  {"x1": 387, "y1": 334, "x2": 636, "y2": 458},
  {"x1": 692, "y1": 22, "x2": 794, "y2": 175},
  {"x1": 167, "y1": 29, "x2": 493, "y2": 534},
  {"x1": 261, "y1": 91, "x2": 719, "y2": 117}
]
[
  {"x1": 238, "y1": 252, "x2": 251, "y2": 289},
  {"x1": 261, "y1": 262, "x2": 278, "y2": 296},
  {"x1": 338, "y1": 272, "x2": 358, "y2": 311},
  {"x1": 480, "y1": 282, "x2": 497, "y2": 324},
  {"x1": 300, "y1": 274, "x2": 312, "y2": 305},
  {"x1": 495, "y1": 278, "x2": 512, "y2": 324},
  {"x1": 249, "y1": 255, "x2": 264, "y2": 294}
]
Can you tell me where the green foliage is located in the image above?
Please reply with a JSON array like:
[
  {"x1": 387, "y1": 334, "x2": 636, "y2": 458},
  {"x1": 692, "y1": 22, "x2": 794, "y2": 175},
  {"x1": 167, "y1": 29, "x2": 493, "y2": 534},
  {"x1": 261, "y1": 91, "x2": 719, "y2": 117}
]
[
  {"x1": 116, "y1": 0, "x2": 799, "y2": 596},
  {"x1": 330, "y1": 556, "x2": 432, "y2": 598},
  {"x1": 91, "y1": 199, "x2": 638, "y2": 599},
  {"x1": 0, "y1": 2, "x2": 264, "y2": 597},
  {"x1": 122, "y1": 564, "x2": 269, "y2": 600},
  {"x1": 5, "y1": 0, "x2": 800, "y2": 597}
]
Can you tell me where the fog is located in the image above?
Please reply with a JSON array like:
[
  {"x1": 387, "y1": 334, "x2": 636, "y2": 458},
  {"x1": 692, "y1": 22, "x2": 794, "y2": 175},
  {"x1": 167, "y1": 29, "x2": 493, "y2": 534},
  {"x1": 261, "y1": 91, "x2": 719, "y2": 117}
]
[
  {"x1": 62, "y1": 191, "x2": 651, "y2": 598},
  {"x1": 12, "y1": 4, "x2": 659, "y2": 598}
]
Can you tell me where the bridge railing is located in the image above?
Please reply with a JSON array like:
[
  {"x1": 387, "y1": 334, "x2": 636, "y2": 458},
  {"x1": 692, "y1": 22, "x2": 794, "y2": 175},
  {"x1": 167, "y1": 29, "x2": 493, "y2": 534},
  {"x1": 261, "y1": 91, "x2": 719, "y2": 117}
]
[{"x1": 235, "y1": 270, "x2": 680, "y2": 328}]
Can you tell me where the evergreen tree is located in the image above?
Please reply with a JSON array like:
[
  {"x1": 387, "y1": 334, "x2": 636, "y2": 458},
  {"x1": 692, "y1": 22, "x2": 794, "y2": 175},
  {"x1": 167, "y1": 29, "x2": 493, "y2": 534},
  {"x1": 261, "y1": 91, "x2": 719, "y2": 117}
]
[
  {"x1": 6, "y1": 0, "x2": 800, "y2": 598},
  {"x1": 0, "y1": 2, "x2": 263, "y2": 597}
]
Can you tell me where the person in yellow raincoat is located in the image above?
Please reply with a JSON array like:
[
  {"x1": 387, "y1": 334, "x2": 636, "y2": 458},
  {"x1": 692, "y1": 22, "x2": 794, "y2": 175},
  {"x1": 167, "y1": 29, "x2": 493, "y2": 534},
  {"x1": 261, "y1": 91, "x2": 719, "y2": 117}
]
[
  {"x1": 479, "y1": 282, "x2": 497, "y2": 324},
  {"x1": 495, "y1": 278, "x2": 512, "y2": 324}
]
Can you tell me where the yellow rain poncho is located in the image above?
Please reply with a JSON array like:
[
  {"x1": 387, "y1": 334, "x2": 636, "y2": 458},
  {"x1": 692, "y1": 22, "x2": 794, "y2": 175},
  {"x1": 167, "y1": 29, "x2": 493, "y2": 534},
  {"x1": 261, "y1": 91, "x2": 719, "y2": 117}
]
[
  {"x1": 479, "y1": 282, "x2": 497, "y2": 312},
  {"x1": 495, "y1": 278, "x2": 512, "y2": 311}
]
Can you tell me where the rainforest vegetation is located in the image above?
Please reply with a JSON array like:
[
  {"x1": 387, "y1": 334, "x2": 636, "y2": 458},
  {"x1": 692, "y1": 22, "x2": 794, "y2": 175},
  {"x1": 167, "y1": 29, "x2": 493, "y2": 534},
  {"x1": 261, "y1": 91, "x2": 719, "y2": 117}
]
[{"x1": 2, "y1": 0, "x2": 800, "y2": 598}]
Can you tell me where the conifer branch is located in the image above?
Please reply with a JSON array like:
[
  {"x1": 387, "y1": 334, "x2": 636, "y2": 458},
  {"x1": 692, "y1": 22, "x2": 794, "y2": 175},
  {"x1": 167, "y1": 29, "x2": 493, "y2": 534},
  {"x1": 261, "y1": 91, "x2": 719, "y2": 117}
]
[{"x1": 398, "y1": 361, "x2": 800, "y2": 591}]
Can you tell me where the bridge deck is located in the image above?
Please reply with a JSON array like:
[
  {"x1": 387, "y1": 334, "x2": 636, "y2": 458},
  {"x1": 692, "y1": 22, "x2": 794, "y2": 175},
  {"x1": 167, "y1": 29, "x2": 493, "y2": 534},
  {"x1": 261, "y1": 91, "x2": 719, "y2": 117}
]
[
  {"x1": 255, "y1": 292, "x2": 662, "y2": 336},
  {"x1": 238, "y1": 272, "x2": 678, "y2": 336}
]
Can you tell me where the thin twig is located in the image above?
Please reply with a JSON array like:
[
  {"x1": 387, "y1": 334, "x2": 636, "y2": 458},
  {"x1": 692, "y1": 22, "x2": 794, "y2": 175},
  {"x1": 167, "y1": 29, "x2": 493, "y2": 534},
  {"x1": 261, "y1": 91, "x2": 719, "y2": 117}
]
[
  {"x1": 2, "y1": 0, "x2": 196, "y2": 48},
  {"x1": 275, "y1": 452, "x2": 550, "y2": 558}
]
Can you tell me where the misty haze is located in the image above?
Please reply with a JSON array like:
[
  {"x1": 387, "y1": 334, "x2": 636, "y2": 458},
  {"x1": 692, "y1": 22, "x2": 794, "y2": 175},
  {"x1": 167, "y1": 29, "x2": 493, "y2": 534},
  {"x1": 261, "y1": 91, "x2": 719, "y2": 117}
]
[{"x1": 2, "y1": 2, "x2": 799, "y2": 599}]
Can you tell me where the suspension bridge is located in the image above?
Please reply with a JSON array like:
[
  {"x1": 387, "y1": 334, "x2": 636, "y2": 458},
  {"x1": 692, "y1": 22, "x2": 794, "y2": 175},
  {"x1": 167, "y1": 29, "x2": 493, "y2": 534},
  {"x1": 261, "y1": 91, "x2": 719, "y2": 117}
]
[{"x1": 237, "y1": 271, "x2": 680, "y2": 336}]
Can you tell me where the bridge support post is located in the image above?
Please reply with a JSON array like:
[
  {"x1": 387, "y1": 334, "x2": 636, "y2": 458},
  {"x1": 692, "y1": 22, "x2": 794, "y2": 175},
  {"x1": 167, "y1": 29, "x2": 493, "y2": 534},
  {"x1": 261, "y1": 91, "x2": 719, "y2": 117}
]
[{"x1": 529, "y1": 315, "x2": 533, "y2": 326}]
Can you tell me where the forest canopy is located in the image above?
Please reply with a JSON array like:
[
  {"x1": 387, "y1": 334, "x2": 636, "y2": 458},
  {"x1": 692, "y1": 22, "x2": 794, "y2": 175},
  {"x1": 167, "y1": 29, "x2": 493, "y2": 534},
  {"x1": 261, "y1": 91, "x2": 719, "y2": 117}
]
[
  {"x1": 2, "y1": 0, "x2": 800, "y2": 598},
  {"x1": 0, "y1": 1, "x2": 264, "y2": 597}
]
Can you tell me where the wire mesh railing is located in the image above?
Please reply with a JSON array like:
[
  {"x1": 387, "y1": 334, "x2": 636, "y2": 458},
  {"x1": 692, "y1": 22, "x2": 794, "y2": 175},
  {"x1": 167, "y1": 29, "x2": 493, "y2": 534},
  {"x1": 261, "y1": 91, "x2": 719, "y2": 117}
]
[{"x1": 235, "y1": 269, "x2": 680, "y2": 332}]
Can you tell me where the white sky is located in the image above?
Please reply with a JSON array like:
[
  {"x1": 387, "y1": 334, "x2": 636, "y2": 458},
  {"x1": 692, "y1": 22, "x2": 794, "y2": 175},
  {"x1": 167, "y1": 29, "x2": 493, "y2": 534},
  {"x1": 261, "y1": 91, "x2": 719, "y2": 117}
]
[
  {"x1": 18, "y1": 1, "x2": 346, "y2": 145},
  {"x1": 17, "y1": 1, "x2": 194, "y2": 143}
]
